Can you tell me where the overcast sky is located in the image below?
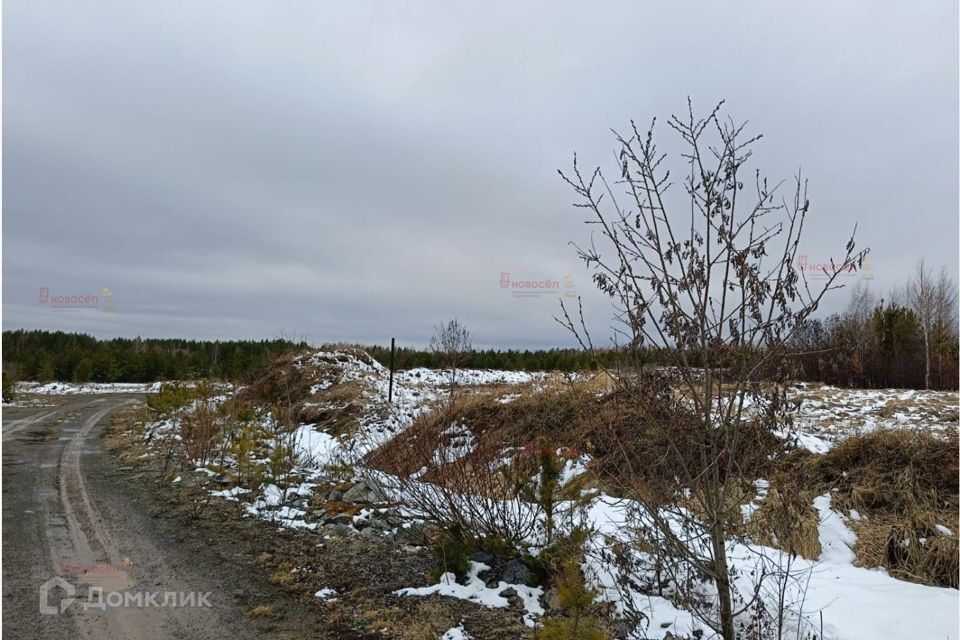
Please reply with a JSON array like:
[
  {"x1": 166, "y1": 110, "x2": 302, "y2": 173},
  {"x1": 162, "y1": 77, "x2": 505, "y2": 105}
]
[{"x1": 3, "y1": 1, "x2": 957, "y2": 348}]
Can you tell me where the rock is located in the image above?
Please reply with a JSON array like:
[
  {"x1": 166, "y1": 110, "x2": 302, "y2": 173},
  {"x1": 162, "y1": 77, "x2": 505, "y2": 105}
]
[
  {"x1": 501, "y1": 559, "x2": 532, "y2": 585},
  {"x1": 341, "y1": 480, "x2": 387, "y2": 504},
  {"x1": 320, "y1": 523, "x2": 353, "y2": 537},
  {"x1": 340, "y1": 483, "x2": 367, "y2": 502},
  {"x1": 498, "y1": 587, "x2": 524, "y2": 610},
  {"x1": 543, "y1": 587, "x2": 561, "y2": 612},
  {"x1": 382, "y1": 509, "x2": 404, "y2": 527},
  {"x1": 471, "y1": 551, "x2": 495, "y2": 566},
  {"x1": 327, "y1": 488, "x2": 343, "y2": 502},
  {"x1": 367, "y1": 518, "x2": 392, "y2": 533},
  {"x1": 324, "y1": 513, "x2": 354, "y2": 526},
  {"x1": 395, "y1": 522, "x2": 433, "y2": 546}
]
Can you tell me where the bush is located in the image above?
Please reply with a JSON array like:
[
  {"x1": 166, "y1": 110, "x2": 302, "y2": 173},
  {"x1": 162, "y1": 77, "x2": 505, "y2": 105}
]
[
  {"x1": 538, "y1": 528, "x2": 607, "y2": 640},
  {"x1": 430, "y1": 524, "x2": 472, "y2": 581},
  {"x1": 2, "y1": 371, "x2": 15, "y2": 403}
]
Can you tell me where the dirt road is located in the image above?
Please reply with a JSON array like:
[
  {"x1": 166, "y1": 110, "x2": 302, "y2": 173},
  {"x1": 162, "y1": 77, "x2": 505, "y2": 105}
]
[{"x1": 2, "y1": 395, "x2": 330, "y2": 640}]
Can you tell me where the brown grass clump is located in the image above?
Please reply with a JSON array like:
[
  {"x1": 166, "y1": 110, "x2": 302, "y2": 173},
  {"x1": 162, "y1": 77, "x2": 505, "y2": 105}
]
[
  {"x1": 365, "y1": 388, "x2": 594, "y2": 480},
  {"x1": 586, "y1": 378, "x2": 786, "y2": 504},
  {"x1": 764, "y1": 428, "x2": 958, "y2": 587},
  {"x1": 813, "y1": 428, "x2": 957, "y2": 510},
  {"x1": 269, "y1": 570, "x2": 295, "y2": 585},
  {"x1": 876, "y1": 399, "x2": 913, "y2": 419},
  {"x1": 361, "y1": 388, "x2": 597, "y2": 542},
  {"x1": 820, "y1": 429, "x2": 958, "y2": 588},
  {"x1": 235, "y1": 348, "x2": 324, "y2": 406},
  {"x1": 246, "y1": 605, "x2": 275, "y2": 618},
  {"x1": 230, "y1": 348, "x2": 377, "y2": 438},
  {"x1": 746, "y1": 474, "x2": 822, "y2": 560},
  {"x1": 323, "y1": 500, "x2": 363, "y2": 518},
  {"x1": 296, "y1": 380, "x2": 367, "y2": 437},
  {"x1": 855, "y1": 513, "x2": 958, "y2": 587}
]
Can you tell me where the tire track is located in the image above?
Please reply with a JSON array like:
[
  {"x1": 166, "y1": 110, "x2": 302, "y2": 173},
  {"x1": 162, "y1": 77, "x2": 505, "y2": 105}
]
[
  {"x1": 3, "y1": 408, "x2": 64, "y2": 442},
  {"x1": 56, "y1": 402, "x2": 132, "y2": 586},
  {"x1": 7, "y1": 394, "x2": 336, "y2": 639},
  {"x1": 50, "y1": 399, "x2": 178, "y2": 639}
]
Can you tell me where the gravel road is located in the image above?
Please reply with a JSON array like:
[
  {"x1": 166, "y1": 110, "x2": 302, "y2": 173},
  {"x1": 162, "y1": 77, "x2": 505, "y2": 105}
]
[{"x1": 2, "y1": 395, "x2": 332, "y2": 639}]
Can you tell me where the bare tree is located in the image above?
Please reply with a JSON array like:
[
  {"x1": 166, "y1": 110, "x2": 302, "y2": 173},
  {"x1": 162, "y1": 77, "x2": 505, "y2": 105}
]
[
  {"x1": 932, "y1": 266, "x2": 958, "y2": 389},
  {"x1": 430, "y1": 319, "x2": 473, "y2": 399},
  {"x1": 558, "y1": 100, "x2": 865, "y2": 639},
  {"x1": 906, "y1": 258, "x2": 937, "y2": 389}
]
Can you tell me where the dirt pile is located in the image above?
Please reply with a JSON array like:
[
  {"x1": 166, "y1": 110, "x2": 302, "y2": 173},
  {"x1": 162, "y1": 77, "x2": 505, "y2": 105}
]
[{"x1": 232, "y1": 348, "x2": 382, "y2": 436}]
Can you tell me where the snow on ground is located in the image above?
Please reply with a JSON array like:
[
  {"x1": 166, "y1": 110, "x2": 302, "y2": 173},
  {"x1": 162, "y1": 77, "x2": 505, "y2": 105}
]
[
  {"x1": 439, "y1": 624, "x2": 473, "y2": 640},
  {"x1": 242, "y1": 483, "x2": 319, "y2": 530},
  {"x1": 313, "y1": 587, "x2": 338, "y2": 601},
  {"x1": 790, "y1": 383, "x2": 958, "y2": 451},
  {"x1": 581, "y1": 492, "x2": 959, "y2": 640},
  {"x1": 15, "y1": 380, "x2": 239, "y2": 396},
  {"x1": 395, "y1": 561, "x2": 544, "y2": 628},
  {"x1": 813, "y1": 494, "x2": 857, "y2": 564},
  {"x1": 796, "y1": 493, "x2": 958, "y2": 640},
  {"x1": 435, "y1": 423, "x2": 476, "y2": 464},
  {"x1": 557, "y1": 454, "x2": 591, "y2": 488},
  {"x1": 137, "y1": 352, "x2": 958, "y2": 640},
  {"x1": 289, "y1": 351, "x2": 549, "y2": 466},
  {"x1": 395, "y1": 367, "x2": 548, "y2": 387},
  {"x1": 293, "y1": 424, "x2": 344, "y2": 468},
  {"x1": 16, "y1": 381, "x2": 163, "y2": 395}
]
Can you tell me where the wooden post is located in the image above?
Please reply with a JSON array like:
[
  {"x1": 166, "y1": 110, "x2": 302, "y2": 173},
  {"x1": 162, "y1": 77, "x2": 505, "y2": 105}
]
[{"x1": 388, "y1": 338, "x2": 396, "y2": 404}]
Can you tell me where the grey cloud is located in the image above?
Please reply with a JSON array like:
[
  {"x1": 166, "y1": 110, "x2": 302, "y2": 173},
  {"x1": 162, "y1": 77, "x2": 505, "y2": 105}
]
[{"x1": 4, "y1": 0, "x2": 957, "y2": 348}]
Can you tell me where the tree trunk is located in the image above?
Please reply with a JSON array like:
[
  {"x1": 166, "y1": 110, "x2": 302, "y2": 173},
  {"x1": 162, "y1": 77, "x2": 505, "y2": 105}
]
[
  {"x1": 922, "y1": 325, "x2": 931, "y2": 390},
  {"x1": 711, "y1": 518, "x2": 737, "y2": 640}
]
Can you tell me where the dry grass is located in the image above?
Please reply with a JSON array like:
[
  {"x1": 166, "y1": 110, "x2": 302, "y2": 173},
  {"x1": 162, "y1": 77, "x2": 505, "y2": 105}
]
[
  {"x1": 378, "y1": 376, "x2": 957, "y2": 588},
  {"x1": 813, "y1": 429, "x2": 957, "y2": 509},
  {"x1": 586, "y1": 380, "x2": 786, "y2": 504},
  {"x1": 365, "y1": 387, "x2": 594, "y2": 480},
  {"x1": 296, "y1": 380, "x2": 368, "y2": 437},
  {"x1": 877, "y1": 399, "x2": 913, "y2": 419},
  {"x1": 384, "y1": 599, "x2": 459, "y2": 640},
  {"x1": 269, "y1": 562, "x2": 296, "y2": 585},
  {"x1": 855, "y1": 513, "x2": 958, "y2": 587},
  {"x1": 322, "y1": 500, "x2": 363, "y2": 518},
  {"x1": 234, "y1": 348, "x2": 320, "y2": 406},
  {"x1": 746, "y1": 480, "x2": 823, "y2": 560},
  {"x1": 232, "y1": 348, "x2": 375, "y2": 436},
  {"x1": 821, "y1": 429, "x2": 958, "y2": 588},
  {"x1": 762, "y1": 429, "x2": 958, "y2": 587},
  {"x1": 246, "y1": 605, "x2": 275, "y2": 618},
  {"x1": 361, "y1": 388, "x2": 598, "y2": 543}
]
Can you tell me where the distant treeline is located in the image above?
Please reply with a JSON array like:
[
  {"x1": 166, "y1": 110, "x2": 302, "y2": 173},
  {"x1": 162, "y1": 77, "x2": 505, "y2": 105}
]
[
  {"x1": 2, "y1": 330, "x2": 307, "y2": 383},
  {"x1": 1, "y1": 330, "x2": 623, "y2": 384},
  {"x1": 5, "y1": 298, "x2": 958, "y2": 391},
  {"x1": 791, "y1": 301, "x2": 959, "y2": 391},
  {"x1": 362, "y1": 344, "x2": 626, "y2": 372}
]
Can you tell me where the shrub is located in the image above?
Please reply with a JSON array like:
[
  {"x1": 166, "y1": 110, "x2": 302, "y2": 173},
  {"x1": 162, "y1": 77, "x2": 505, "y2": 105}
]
[
  {"x1": 430, "y1": 524, "x2": 472, "y2": 581},
  {"x1": 538, "y1": 528, "x2": 607, "y2": 640},
  {"x1": 2, "y1": 371, "x2": 15, "y2": 403}
]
